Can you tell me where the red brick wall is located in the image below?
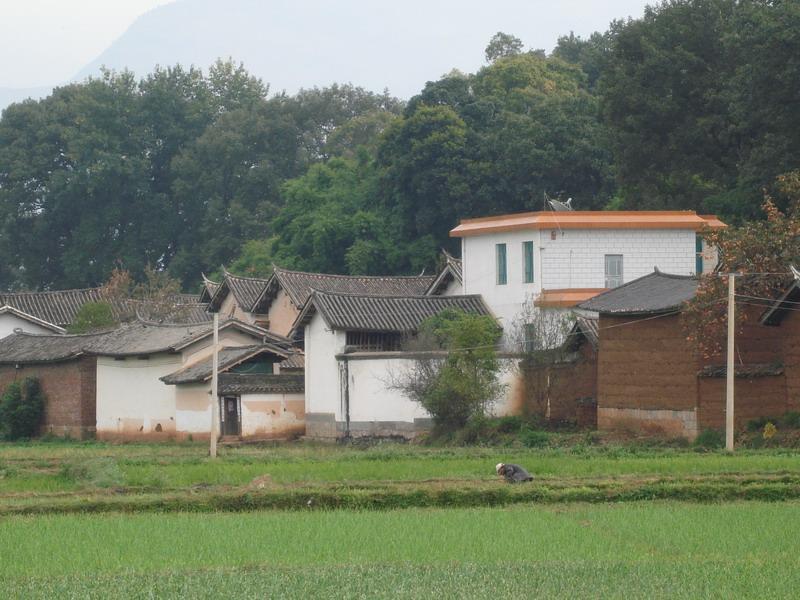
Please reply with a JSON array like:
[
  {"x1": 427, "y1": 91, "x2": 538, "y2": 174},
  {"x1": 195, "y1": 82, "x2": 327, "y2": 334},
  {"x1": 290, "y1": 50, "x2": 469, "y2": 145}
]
[
  {"x1": 598, "y1": 314, "x2": 698, "y2": 412},
  {"x1": 0, "y1": 357, "x2": 96, "y2": 437},
  {"x1": 522, "y1": 343, "x2": 597, "y2": 424}
]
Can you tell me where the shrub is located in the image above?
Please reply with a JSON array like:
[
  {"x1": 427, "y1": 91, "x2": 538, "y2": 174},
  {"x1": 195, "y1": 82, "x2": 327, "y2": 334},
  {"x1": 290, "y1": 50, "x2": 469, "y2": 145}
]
[
  {"x1": 0, "y1": 377, "x2": 46, "y2": 440},
  {"x1": 763, "y1": 422, "x2": 777, "y2": 440},
  {"x1": 61, "y1": 458, "x2": 125, "y2": 489},
  {"x1": 67, "y1": 301, "x2": 117, "y2": 333},
  {"x1": 520, "y1": 427, "x2": 550, "y2": 448},
  {"x1": 693, "y1": 428, "x2": 724, "y2": 450},
  {"x1": 781, "y1": 412, "x2": 800, "y2": 429},
  {"x1": 496, "y1": 415, "x2": 524, "y2": 434},
  {"x1": 392, "y1": 309, "x2": 504, "y2": 429},
  {"x1": 747, "y1": 416, "x2": 770, "y2": 432}
]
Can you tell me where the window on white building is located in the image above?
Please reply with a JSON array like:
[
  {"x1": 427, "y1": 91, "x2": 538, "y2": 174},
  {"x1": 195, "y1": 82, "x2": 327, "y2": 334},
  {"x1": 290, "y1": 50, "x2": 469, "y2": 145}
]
[
  {"x1": 496, "y1": 243, "x2": 507, "y2": 285},
  {"x1": 605, "y1": 254, "x2": 623, "y2": 288},
  {"x1": 695, "y1": 235, "x2": 704, "y2": 274},
  {"x1": 523, "y1": 241, "x2": 534, "y2": 283}
]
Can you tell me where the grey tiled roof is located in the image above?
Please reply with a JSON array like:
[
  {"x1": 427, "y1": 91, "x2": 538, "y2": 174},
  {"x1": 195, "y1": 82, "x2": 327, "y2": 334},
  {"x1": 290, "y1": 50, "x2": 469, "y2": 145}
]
[
  {"x1": 199, "y1": 275, "x2": 220, "y2": 303},
  {"x1": 426, "y1": 250, "x2": 463, "y2": 295},
  {"x1": 219, "y1": 373, "x2": 304, "y2": 395},
  {"x1": 0, "y1": 320, "x2": 270, "y2": 363},
  {"x1": 0, "y1": 287, "x2": 212, "y2": 328},
  {"x1": 208, "y1": 270, "x2": 271, "y2": 313},
  {"x1": 279, "y1": 352, "x2": 304, "y2": 371},
  {"x1": 577, "y1": 270, "x2": 698, "y2": 315},
  {"x1": 295, "y1": 290, "x2": 494, "y2": 334},
  {"x1": 161, "y1": 345, "x2": 290, "y2": 385},
  {"x1": 253, "y1": 267, "x2": 437, "y2": 312},
  {"x1": 0, "y1": 288, "x2": 114, "y2": 327}
]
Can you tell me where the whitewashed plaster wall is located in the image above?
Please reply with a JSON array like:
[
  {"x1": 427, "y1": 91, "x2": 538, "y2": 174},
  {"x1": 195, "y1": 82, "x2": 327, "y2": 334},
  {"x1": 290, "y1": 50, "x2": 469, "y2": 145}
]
[
  {"x1": 0, "y1": 313, "x2": 55, "y2": 339},
  {"x1": 304, "y1": 313, "x2": 346, "y2": 419},
  {"x1": 96, "y1": 353, "x2": 182, "y2": 436}
]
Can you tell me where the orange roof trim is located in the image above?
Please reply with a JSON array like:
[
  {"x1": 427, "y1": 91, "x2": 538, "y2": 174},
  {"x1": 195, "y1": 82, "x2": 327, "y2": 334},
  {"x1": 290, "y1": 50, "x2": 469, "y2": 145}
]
[
  {"x1": 535, "y1": 288, "x2": 607, "y2": 308},
  {"x1": 450, "y1": 211, "x2": 726, "y2": 237}
]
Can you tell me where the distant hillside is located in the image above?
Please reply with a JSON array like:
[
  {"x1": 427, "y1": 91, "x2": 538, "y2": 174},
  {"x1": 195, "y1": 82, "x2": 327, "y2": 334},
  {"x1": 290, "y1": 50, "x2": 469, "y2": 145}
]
[{"x1": 1, "y1": 0, "x2": 648, "y2": 109}]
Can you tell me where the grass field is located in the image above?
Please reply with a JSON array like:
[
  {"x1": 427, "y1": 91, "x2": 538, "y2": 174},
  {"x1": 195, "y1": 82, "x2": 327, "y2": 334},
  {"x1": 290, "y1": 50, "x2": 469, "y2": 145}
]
[
  {"x1": 2, "y1": 440, "x2": 800, "y2": 513},
  {"x1": 2, "y1": 502, "x2": 799, "y2": 598},
  {"x1": 2, "y1": 440, "x2": 800, "y2": 597}
]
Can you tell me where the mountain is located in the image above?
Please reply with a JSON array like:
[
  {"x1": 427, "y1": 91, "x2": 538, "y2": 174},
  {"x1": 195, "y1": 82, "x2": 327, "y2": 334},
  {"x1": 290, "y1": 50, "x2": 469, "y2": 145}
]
[{"x1": 2, "y1": 0, "x2": 649, "y2": 109}]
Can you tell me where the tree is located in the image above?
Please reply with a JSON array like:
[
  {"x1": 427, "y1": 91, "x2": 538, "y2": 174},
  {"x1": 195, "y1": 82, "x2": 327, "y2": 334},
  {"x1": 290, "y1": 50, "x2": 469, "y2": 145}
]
[
  {"x1": 485, "y1": 32, "x2": 524, "y2": 62},
  {"x1": 553, "y1": 30, "x2": 614, "y2": 89},
  {"x1": 0, "y1": 377, "x2": 46, "y2": 440},
  {"x1": 67, "y1": 302, "x2": 117, "y2": 333},
  {"x1": 600, "y1": 0, "x2": 800, "y2": 219},
  {"x1": 258, "y1": 157, "x2": 395, "y2": 275},
  {"x1": 684, "y1": 171, "x2": 800, "y2": 358},
  {"x1": 391, "y1": 310, "x2": 504, "y2": 429},
  {"x1": 509, "y1": 301, "x2": 576, "y2": 419}
]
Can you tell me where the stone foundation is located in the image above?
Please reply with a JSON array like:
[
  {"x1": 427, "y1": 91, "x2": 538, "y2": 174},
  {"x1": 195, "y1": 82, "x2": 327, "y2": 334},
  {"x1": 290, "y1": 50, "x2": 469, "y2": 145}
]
[
  {"x1": 598, "y1": 407, "x2": 698, "y2": 440},
  {"x1": 305, "y1": 412, "x2": 433, "y2": 440}
]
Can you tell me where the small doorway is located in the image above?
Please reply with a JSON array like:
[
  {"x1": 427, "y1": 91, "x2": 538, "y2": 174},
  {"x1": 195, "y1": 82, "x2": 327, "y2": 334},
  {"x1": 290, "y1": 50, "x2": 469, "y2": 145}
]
[{"x1": 220, "y1": 396, "x2": 241, "y2": 436}]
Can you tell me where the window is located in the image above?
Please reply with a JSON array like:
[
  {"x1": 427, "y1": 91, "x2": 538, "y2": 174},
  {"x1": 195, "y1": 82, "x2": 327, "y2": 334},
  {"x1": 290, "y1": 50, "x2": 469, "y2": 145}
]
[
  {"x1": 605, "y1": 254, "x2": 623, "y2": 288},
  {"x1": 523, "y1": 241, "x2": 534, "y2": 283},
  {"x1": 695, "y1": 235, "x2": 704, "y2": 274},
  {"x1": 346, "y1": 331, "x2": 402, "y2": 352},
  {"x1": 496, "y1": 243, "x2": 507, "y2": 285}
]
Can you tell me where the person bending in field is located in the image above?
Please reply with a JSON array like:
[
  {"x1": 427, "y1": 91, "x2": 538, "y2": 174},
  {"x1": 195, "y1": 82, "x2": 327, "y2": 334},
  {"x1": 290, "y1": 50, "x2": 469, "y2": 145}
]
[{"x1": 496, "y1": 462, "x2": 534, "y2": 483}]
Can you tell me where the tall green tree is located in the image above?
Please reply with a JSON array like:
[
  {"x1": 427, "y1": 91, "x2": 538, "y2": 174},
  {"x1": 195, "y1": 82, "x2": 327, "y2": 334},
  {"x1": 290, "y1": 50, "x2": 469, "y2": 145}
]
[{"x1": 600, "y1": 0, "x2": 800, "y2": 219}]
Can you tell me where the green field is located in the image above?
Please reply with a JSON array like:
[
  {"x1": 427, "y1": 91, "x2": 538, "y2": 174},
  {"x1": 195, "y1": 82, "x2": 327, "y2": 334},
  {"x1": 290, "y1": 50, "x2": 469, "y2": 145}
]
[
  {"x1": 2, "y1": 440, "x2": 800, "y2": 597},
  {"x1": 2, "y1": 440, "x2": 800, "y2": 513},
  {"x1": 2, "y1": 502, "x2": 799, "y2": 598}
]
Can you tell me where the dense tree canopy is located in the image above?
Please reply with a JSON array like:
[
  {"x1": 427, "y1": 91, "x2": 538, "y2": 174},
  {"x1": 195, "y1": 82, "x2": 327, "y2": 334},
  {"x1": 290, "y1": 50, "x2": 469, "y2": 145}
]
[{"x1": 599, "y1": 0, "x2": 800, "y2": 219}]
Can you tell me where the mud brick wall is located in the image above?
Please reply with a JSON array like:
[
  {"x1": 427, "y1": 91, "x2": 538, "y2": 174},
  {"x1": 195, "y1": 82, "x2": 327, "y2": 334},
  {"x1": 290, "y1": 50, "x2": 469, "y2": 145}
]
[
  {"x1": 521, "y1": 343, "x2": 597, "y2": 423},
  {"x1": 0, "y1": 357, "x2": 96, "y2": 437},
  {"x1": 698, "y1": 374, "x2": 788, "y2": 430},
  {"x1": 782, "y1": 310, "x2": 800, "y2": 412},
  {"x1": 598, "y1": 314, "x2": 698, "y2": 412}
]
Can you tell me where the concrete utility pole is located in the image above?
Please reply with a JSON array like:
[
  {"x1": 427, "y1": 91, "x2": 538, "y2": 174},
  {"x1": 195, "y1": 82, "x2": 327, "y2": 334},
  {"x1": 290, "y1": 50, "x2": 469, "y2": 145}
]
[
  {"x1": 726, "y1": 273, "x2": 735, "y2": 451},
  {"x1": 210, "y1": 312, "x2": 220, "y2": 458}
]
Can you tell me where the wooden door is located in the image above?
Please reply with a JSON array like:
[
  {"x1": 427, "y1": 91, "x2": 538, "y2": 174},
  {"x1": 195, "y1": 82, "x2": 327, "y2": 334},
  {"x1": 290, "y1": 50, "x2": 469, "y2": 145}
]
[{"x1": 221, "y1": 396, "x2": 240, "y2": 436}]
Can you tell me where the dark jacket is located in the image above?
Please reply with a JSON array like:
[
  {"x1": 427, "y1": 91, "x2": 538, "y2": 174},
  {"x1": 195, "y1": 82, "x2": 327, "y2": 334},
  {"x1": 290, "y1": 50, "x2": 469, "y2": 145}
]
[{"x1": 500, "y1": 463, "x2": 533, "y2": 483}]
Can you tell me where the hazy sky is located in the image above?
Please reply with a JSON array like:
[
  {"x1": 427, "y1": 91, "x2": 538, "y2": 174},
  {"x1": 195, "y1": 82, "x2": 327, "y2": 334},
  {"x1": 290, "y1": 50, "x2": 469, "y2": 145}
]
[
  {"x1": 1, "y1": 0, "x2": 171, "y2": 87},
  {"x1": 0, "y1": 0, "x2": 652, "y2": 89}
]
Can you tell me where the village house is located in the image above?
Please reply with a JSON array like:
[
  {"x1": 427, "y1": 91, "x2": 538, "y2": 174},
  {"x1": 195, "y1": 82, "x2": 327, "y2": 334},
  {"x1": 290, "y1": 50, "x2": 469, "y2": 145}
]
[
  {"x1": 0, "y1": 319, "x2": 295, "y2": 440},
  {"x1": 449, "y1": 210, "x2": 724, "y2": 339},
  {"x1": 249, "y1": 266, "x2": 438, "y2": 337},
  {"x1": 161, "y1": 345, "x2": 305, "y2": 440},
  {"x1": 292, "y1": 290, "x2": 510, "y2": 438},
  {"x1": 571, "y1": 269, "x2": 799, "y2": 439}
]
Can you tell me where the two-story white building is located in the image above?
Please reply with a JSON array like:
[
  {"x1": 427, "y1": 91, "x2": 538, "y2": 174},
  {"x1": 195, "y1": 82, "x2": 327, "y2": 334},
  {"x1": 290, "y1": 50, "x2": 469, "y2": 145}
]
[{"x1": 450, "y1": 211, "x2": 725, "y2": 335}]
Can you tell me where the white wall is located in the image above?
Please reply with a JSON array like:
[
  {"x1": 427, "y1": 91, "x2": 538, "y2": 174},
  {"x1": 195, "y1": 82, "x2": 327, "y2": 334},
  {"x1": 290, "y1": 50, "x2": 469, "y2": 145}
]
[
  {"x1": 307, "y1": 351, "x2": 522, "y2": 433},
  {"x1": 96, "y1": 353, "x2": 182, "y2": 436},
  {"x1": 463, "y1": 228, "x2": 700, "y2": 331},
  {"x1": 442, "y1": 278, "x2": 462, "y2": 296},
  {"x1": 240, "y1": 392, "x2": 305, "y2": 438},
  {"x1": 304, "y1": 313, "x2": 346, "y2": 419},
  {"x1": 175, "y1": 383, "x2": 212, "y2": 434},
  {"x1": 174, "y1": 384, "x2": 305, "y2": 439},
  {"x1": 0, "y1": 313, "x2": 55, "y2": 339},
  {"x1": 346, "y1": 357, "x2": 430, "y2": 423}
]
